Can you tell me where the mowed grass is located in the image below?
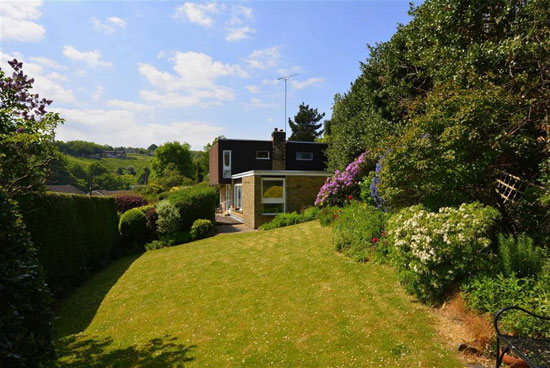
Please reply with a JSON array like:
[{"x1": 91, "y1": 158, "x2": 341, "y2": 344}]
[{"x1": 54, "y1": 221, "x2": 462, "y2": 367}]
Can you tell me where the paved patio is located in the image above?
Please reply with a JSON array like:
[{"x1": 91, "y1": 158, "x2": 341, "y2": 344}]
[{"x1": 215, "y1": 215, "x2": 255, "y2": 234}]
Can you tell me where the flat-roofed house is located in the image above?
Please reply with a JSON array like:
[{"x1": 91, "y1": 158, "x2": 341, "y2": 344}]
[{"x1": 209, "y1": 129, "x2": 331, "y2": 228}]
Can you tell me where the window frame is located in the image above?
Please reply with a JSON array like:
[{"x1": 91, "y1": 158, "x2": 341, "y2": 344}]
[
  {"x1": 222, "y1": 150, "x2": 232, "y2": 178},
  {"x1": 261, "y1": 177, "x2": 285, "y2": 215},
  {"x1": 233, "y1": 183, "x2": 243, "y2": 211},
  {"x1": 256, "y1": 151, "x2": 271, "y2": 160},
  {"x1": 295, "y1": 152, "x2": 314, "y2": 161}
]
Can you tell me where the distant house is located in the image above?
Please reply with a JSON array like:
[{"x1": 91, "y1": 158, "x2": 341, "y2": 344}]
[
  {"x1": 209, "y1": 129, "x2": 331, "y2": 228},
  {"x1": 101, "y1": 150, "x2": 127, "y2": 159},
  {"x1": 46, "y1": 185, "x2": 86, "y2": 195}
]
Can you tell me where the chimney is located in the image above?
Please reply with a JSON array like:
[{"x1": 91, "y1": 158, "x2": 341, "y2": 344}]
[{"x1": 271, "y1": 128, "x2": 286, "y2": 170}]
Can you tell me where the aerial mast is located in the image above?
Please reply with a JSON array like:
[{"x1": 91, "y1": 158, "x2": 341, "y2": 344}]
[{"x1": 277, "y1": 74, "x2": 298, "y2": 133}]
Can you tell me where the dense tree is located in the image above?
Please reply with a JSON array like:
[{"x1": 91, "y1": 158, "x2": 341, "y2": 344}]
[
  {"x1": 288, "y1": 103, "x2": 325, "y2": 141},
  {"x1": 0, "y1": 59, "x2": 56, "y2": 365},
  {"x1": 57, "y1": 140, "x2": 112, "y2": 157},
  {"x1": 147, "y1": 144, "x2": 158, "y2": 155},
  {"x1": 151, "y1": 141, "x2": 194, "y2": 179},
  {"x1": 327, "y1": 0, "x2": 550, "y2": 210}
]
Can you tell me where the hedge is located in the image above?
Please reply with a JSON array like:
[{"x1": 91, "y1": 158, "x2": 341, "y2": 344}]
[
  {"x1": 18, "y1": 192, "x2": 119, "y2": 296},
  {"x1": 167, "y1": 185, "x2": 217, "y2": 232}
]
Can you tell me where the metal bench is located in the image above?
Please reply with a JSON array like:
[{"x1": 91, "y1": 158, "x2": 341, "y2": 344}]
[{"x1": 495, "y1": 306, "x2": 550, "y2": 368}]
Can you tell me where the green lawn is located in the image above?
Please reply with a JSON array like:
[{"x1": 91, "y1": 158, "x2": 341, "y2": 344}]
[{"x1": 54, "y1": 221, "x2": 462, "y2": 367}]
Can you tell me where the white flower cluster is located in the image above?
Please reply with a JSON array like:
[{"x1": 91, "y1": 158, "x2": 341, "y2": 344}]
[{"x1": 387, "y1": 202, "x2": 500, "y2": 301}]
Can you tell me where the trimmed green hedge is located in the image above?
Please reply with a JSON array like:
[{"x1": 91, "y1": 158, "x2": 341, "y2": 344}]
[
  {"x1": 18, "y1": 192, "x2": 119, "y2": 296},
  {"x1": 167, "y1": 185, "x2": 217, "y2": 232}
]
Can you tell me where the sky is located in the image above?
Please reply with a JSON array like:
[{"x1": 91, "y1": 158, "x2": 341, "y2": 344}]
[{"x1": 0, "y1": 0, "x2": 413, "y2": 150}]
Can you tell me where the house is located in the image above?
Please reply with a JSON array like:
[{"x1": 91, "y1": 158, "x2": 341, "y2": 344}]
[
  {"x1": 101, "y1": 150, "x2": 127, "y2": 159},
  {"x1": 209, "y1": 129, "x2": 331, "y2": 228}
]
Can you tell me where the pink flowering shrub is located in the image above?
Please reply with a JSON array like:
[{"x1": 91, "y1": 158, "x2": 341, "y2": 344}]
[{"x1": 315, "y1": 152, "x2": 370, "y2": 207}]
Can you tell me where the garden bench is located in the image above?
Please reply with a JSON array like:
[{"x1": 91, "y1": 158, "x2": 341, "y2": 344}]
[{"x1": 495, "y1": 306, "x2": 550, "y2": 368}]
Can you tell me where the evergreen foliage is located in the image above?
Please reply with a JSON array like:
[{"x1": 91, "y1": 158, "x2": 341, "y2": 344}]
[{"x1": 288, "y1": 102, "x2": 325, "y2": 141}]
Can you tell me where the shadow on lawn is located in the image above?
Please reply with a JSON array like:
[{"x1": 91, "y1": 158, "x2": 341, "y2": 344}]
[
  {"x1": 55, "y1": 334, "x2": 195, "y2": 367},
  {"x1": 54, "y1": 254, "x2": 141, "y2": 338}
]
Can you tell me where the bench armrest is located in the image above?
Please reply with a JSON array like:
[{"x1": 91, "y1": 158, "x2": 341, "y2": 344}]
[{"x1": 494, "y1": 306, "x2": 550, "y2": 337}]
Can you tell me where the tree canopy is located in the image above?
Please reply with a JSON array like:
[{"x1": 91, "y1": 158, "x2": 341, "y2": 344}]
[
  {"x1": 151, "y1": 141, "x2": 194, "y2": 179},
  {"x1": 288, "y1": 103, "x2": 325, "y2": 141}
]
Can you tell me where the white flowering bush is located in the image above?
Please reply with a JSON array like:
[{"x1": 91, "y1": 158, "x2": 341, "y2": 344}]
[{"x1": 387, "y1": 202, "x2": 501, "y2": 304}]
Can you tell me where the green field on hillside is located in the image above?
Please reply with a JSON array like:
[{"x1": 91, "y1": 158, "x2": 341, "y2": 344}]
[{"x1": 64, "y1": 153, "x2": 152, "y2": 174}]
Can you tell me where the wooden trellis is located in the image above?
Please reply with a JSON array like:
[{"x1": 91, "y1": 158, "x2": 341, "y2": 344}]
[{"x1": 495, "y1": 171, "x2": 527, "y2": 204}]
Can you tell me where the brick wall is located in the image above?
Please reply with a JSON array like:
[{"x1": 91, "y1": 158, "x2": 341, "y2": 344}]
[{"x1": 286, "y1": 176, "x2": 327, "y2": 213}]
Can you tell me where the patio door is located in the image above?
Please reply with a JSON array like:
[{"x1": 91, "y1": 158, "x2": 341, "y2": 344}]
[{"x1": 226, "y1": 185, "x2": 232, "y2": 210}]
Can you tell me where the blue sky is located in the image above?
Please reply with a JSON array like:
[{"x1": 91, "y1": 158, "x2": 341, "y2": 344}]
[{"x1": 0, "y1": 0, "x2": 412, "y2": 149}]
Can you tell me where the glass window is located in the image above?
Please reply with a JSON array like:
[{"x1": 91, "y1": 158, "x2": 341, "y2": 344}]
[
  {"x1": 256, "y1": 151, "x2": 270, "y2": 160},
  {"x1": 296, "y1": 152, "x2": 313, "y2": 161},
  {"x1": 234, "y1": 184, "x2": 242, "y2": 210},
  {"x1": 261, "y1": 178, "x2": 285, "y2": 214},
  {"x1": 223, "y1": 150, "x2": 231, "y2": 178}
]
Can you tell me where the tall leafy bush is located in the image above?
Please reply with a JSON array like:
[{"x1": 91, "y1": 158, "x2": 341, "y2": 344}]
[{"x1": 167, "y1": 185, "x2": 217, "y2": 231}]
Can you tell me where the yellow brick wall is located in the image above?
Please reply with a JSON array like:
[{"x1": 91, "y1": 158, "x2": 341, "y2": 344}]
[{"x1": 285, "y1": 176, "x2": 327, "y2": 213}]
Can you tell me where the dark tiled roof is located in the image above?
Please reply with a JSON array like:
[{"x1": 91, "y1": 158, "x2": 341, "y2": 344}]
[{"x1": 46, "y1": 185, "x2": 86, "y2": 195}]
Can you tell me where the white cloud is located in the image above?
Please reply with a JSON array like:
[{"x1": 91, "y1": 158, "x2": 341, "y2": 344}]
[
  {"x1": 55, "y1": 107, "x2": 223, "y2": 149},
  {"x1": 247, "y1": 46, "x2": 282, "y2": 70},
  {"x1": 0, "y1": 51, "x2": 75, "y2": 104},
  {"x1": 91, "y1": 16, "x2": 127, "y2": 34},
  {"x1": 63, "y1": 45, "x2": 113, "y2": 68},
  {"x1": 224, "y1": 5, "x2": 255, "y2": 41},
  {"x1": 174, "y1": 3, "x2": 219, "y2": 27},
  {"x1": 246, "y1": 85, "x2": 260, "y2": 93},
  {"x1": 248, "y1": 97, "x2": 274, "y2": 108},
  {"x1": 225, "y1": 26, "x2": 255, "y2": 42},
  {"x1": 106, "y1": 99, "x2": 152, "y2": 111},
  {"x1": 290, "y1": 77, "x2": 325, "y2": 89},
  {"x1": 0, "y1": 0, "x2": 46, "y2": 42},
  {"x1": 138, "y1": 51, "x2": 248, "y2": 107},
  {"x1": 92, "y1": 85, "x2": 104, "y2": 102},
  {"x1": 262, "y1": 78, "x2": 279, "y2": 86}
]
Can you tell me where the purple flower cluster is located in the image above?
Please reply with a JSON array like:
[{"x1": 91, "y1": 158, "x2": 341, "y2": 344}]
[
  {"x1": 370, "y1": 152, "x2": 387, "y2": 208},
  {"x1": 315, "y1": 151, "x2": 369, "y2": 207},
  {"x1": 1, "y1": 59, "x2": 53, "y2": 129}
]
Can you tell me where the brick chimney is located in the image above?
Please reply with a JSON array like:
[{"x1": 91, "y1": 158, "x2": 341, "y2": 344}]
[{"x1": 271, "y1": 128, "x2": 286, "y2": 170}]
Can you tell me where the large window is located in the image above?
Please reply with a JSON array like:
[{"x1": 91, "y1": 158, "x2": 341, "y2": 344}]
[
  {"x1": 256, "y1": 151, "x2": 270, "y2": 160},
  {"x1": 223, "y1": 150, "x2": 231, "y2": 178},
  {"x1": 261, "y1": 178, "x2": 285, "y2": 214},
  {"x1": 296, "y1": 152, "x2": 313, "y2": 161},
  {"x1": 233, "y1": 184, "x2": 242, "y2": 210}
]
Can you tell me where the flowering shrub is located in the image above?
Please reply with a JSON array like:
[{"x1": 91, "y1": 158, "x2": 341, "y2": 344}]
[
  {"x1": 333, "y1": 202, "x2": 390, "y2": 262},
  {"x1": 315, "y1": 152, "x2": 370, "y2": 207},
  {"x1": 387, "y1": 202, "x2": 501, "y2": 304},
  {"x1": 318, "y1": 206, "x2": 339, "y2": 227},
  {"x1": 115, "y1": 194, "x2": 148, "y2": 214}
]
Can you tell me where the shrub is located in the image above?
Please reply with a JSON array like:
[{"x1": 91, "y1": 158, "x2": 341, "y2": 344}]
[
  {"x1": 191, "y1": 219, "x2": 215, "y2": 240},
  {"x1": 315, "y1": 152, "x2": 372, "y2": 207},
  {"x1": 387, "y1": 202, "x2": 501, "y2": 304},
  {"x1": 144, "y1": 240, "x2": 164, "y2": 251},
  {"x1": 259, "y1": 207, "x2": 320, "y2": 230},
  {"x1": 115, "y1": 193, "x2": 148, "y2": 213},
  {"x1": 167, "y1": 185, "x2": 217, "y2": 231},
  {"x1": 318, "y1": 206, "x2": 339, "y2": 227},
  {"x1": 18, "y1": 192, "x2": 119, "y2": 296},
  {"x1": 161, "y1": 231, "x2": 192, "y2": 246},
  {"x1": 498, "y1": 234, "x2": 544, "y2": 278},
  {"x1": 133, "y1": 184, "x2": 164, "y2": 202},
  {"x1": 141, "y1": 205, "x2": 159, "y2": 241},
  {"x1": 333, "y1": 202, "x2": 390, "y2": 262},
  {"x1": 119, "y1": 208, "x2": 148, "y2": 251},
  {"x1": 156, "y1": 200, "x2": 181, "y2": 234},
  {"x1": 0, "y1": 192, "x2": 54, "y2": 367},
  {"x1": 462, "y1": 273, "x2": 550, "y2": 338}
]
